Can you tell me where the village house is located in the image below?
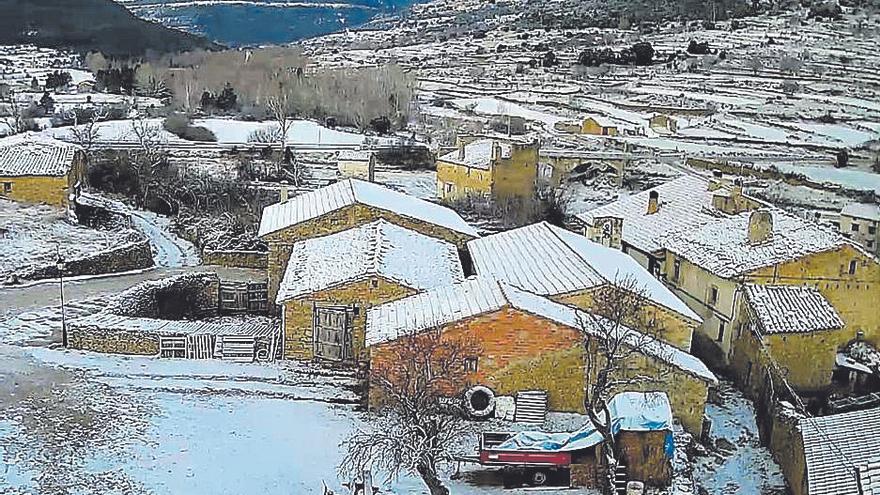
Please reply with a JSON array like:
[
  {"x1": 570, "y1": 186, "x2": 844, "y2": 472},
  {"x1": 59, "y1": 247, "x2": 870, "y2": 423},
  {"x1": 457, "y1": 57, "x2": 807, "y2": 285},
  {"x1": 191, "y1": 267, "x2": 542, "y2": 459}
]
[
  {"x1": 575, "y1": 174, "x2": 763, "y2": 275},
  {"x1": 0, "y1": 133, "x2": 85, "y2": 207},
  {"x1": 839, "y1": 202, "x2": 880, "y2": 256},
  {"x1": 581, "y1": 116, "x2": 619, "y2": 136},
  {"x1": 276, "y1": 219, "x2": 464, "y2": 361},
  {"x1": 258, "y1": 178, "x2": 478, "y2": 304},
  {"x1": 366, "y1": 278, "x2": 718, "y2": 435},
  {"x1": 770, "y1": 404, "x2": 880, "y2": 495},
  {"x1": 467, "y1": 222, "x2": 701, "y2": 351},
  {"x1": 336, "y1": 149, "x2": 375, "y2": 182},
  {"x1": 435, "y1": 136, "x2": 540, "y2": 202},
  {"x1": 662, "y1": 208, "x2": 880, "y2": 376},
  {"x1": 648, "y1": 114, "x2": 678, "y2": 135}
]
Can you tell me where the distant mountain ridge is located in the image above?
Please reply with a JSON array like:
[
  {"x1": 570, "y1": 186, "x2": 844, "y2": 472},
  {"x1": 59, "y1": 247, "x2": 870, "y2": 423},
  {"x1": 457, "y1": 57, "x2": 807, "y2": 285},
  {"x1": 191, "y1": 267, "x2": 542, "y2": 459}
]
[
  {"x1": 117, "y1": 0, "x2": 422, "y2": 46},
  {"x1": 0, "y1": 0, "x2": 219, "y2": 56}
]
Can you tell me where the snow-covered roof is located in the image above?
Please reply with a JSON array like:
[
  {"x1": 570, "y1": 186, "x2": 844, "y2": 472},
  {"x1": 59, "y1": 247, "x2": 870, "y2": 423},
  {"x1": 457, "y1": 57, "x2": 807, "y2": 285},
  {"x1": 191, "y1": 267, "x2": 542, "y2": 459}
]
[
  {"x1": 366, "y1": 278, "x2": 716, "y2": 383},
  {"x1": 0, "y1": 132, "x2": 80, "y2": 177},
  {"x1": 663, "y1": 209, "x2": 852, "y2": 279},
  {"x1": 841, "y1": 203, "x2": 880, "y2": 222},
  {"x1": 275, "y1": 219, "x2": 464, "y2": 303},
  {"x1": 576, "y1": 175, "x2": 727, "y2": 255},
  {"x1": 468, "y1": 222, "x2": 700, "y2": 321},
  {"x1": 258, "y1": 178, "x2": 478, "y2": 238},
  {"x1": 859, "y1": 458, "x2": 880, "y2": 495},
  {"x1": 800, "y1": 406, "x2": 880, "y2": 495},
  {"x1": 744, "y1": 285, "x2": 844, "y2": 335},
  {"x1": 337, "y1": 150, "x2": 373, "y2": 162},
  {"x1": 71, "y1": 312, "x2": 278, "y2": 338},
  {"x1": 585, "y1": 115, "x2": 618, "y2": 128},
  {"x1": 437, "y1": 139, "x2": 510, "y2": 170}
]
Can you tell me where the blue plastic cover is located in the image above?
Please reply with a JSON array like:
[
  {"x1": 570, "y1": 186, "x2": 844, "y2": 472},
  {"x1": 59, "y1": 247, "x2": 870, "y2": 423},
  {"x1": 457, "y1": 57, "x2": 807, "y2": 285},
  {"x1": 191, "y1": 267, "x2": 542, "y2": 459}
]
[{"x1": 494, "y1": 392, "x2": 673, "y2": 453}]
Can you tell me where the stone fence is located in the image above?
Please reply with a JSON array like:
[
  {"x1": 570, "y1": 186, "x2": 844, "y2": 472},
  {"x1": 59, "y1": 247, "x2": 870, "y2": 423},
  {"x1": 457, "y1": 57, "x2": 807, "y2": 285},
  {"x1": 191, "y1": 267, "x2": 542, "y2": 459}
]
[{"x1": 16, "y1": 240, "x2": 154, "y2": 282}]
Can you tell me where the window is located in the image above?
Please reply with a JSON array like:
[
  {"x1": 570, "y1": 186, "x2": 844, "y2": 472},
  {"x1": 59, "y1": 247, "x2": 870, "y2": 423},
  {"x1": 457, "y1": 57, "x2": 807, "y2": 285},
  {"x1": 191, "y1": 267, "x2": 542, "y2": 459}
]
[
  {"x1": 869, "y1": 240, "x2": 875, "y2": 249},
  {"x1": 464, "y1": 357, "x2": 479, "y2": 373},
  {"x1": 1, "y1": 182, "x2": 10, "y2": 193},
  {"x1": 848, "y1": 260, "x2": 857, "y2": 275},
  {"x1": 852, "y1": 223, "x2": 860, "y2": 232},
  {"x1": 443, "y1": 182, "x2": 454, "y2": 195},
  {"x1": 673, "y1": 259, "x2": 681, "y2": 282},
  {"x1": 870, "y1": 225, "x2": 877, "y2": 235},
  {"x1": 717, "y1": 321, "x2": 726, "y2": 342},
  {"x1": 708, "y1": 286, "x2": 719, "y2": 306},
  {"x1": 370, "y1": 279, "x2": 379, "y2": 288}
]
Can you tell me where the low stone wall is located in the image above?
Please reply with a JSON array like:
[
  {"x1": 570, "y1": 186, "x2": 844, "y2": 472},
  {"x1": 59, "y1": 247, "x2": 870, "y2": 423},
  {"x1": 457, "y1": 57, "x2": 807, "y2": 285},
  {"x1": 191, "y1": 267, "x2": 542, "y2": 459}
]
[
  {"x1": 107, "y1": 272, "x2": 220, "y2": 319},
  {"x1": 67, "y1": 325, "x2": 161, "y2": 356},
  {"x1": 203, "y1": 249, "x2": 268, "y2": 269},
  {"x1": 17, "y1": 240, "x2": 154, "y2": 282}
]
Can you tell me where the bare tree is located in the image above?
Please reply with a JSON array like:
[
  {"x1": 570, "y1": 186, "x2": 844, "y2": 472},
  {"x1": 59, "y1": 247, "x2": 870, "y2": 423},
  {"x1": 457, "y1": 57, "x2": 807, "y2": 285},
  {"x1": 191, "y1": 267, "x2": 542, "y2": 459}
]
[
  {"x1": 579, "y1": 276, "x2": 671, "y2": 464},
  {"x1": 127, "y1": 116, "x2": 168, "y2": 207},
  {"x1": 340, "y1": 329, "x2": 480, "y2": 495},
  {"x1": 67, "y1": 107, "x2": 109, "y2": 163},
  {"x1": 0, "y1": 92, "x2": 34, "y2": 136}
]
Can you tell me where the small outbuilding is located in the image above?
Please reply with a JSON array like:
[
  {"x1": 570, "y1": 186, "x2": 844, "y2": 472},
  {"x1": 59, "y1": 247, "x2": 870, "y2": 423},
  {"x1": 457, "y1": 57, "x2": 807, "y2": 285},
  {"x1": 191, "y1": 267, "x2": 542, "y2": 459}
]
[
  {"x1": 0, "y1": 133, "x2": 85, "y2": 207},
  {"x1": 336, "y1": 149, "x2": 376, "y2": 181}
]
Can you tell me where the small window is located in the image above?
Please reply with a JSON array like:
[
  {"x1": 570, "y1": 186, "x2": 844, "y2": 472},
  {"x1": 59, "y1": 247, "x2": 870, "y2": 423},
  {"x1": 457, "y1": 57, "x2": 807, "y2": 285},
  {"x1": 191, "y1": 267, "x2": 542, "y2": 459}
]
[
  {"x1": 1, "y1": 182, "x2": 11, "y2": 193},
  {"x1": 370, "y1": 279, "x2": 379, "y2": 288},
  {"x1": 708, "y1": 286, "x2": 719, "y2": 306},
  {"x1": 870, "y1": 225, "x2": 877, "y2": 235},
  {"x1": 444, "y1": 182, "x2": 454, "y2": 194},
  {"x1": 848, "y1": 260, "x2": 857, "y2": 275},
  {"x1": 868, "y1": 240, "x2": 875, "y2": 249},
  {"x1": 852, "y1": 223, "x2": 860, "y2": 232},
  {"x1": 464, "y1": 357, "x2": 479, "y2": 373},
  {"x1": 717, "y1": 321, "x2": 726, "y2": 342},
  {"x1": 673, "y1": 259, "x2": 681, "y2": 282}
]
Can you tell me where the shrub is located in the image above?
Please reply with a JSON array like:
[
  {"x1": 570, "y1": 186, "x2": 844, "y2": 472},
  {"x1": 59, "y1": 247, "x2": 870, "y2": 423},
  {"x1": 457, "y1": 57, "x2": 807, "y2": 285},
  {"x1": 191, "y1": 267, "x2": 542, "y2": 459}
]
[{"x1": 163, "y1": 113, "x2": 217, "y2": 142}]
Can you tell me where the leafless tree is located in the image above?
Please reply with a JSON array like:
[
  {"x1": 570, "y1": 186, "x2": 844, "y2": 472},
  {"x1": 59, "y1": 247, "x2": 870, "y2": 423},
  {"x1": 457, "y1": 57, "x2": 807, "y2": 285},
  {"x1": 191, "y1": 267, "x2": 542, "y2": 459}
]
[
  {"x1": 578, "y1": 276, "x2": 672, "y2": 460},
  {"x1": 127, "y1": 116, "x2": 168, "y2": 206},
  {"x1": 67, "y1": 107, "x2": 108, "y2": 163},
  {"x1": 340, "y1": 329, "x2": 480, "y2": 495},
  {"x1": 0, "y1": 92, "x2": 34, "y2": 136}
]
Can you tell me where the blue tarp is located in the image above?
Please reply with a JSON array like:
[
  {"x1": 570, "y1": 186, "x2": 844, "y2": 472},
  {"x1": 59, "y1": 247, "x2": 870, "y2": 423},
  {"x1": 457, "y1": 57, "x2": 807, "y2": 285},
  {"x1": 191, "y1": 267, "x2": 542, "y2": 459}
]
[{"x1": 494, "y1": 392, "x2": 674, "y2": 455}]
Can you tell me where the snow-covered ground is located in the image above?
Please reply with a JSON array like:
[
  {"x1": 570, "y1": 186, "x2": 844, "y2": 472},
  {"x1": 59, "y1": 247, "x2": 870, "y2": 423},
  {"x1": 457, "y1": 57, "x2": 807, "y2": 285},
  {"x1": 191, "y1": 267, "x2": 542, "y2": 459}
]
[{"x1": 129, "y1": 210, "x2": 200, "y2": 268}]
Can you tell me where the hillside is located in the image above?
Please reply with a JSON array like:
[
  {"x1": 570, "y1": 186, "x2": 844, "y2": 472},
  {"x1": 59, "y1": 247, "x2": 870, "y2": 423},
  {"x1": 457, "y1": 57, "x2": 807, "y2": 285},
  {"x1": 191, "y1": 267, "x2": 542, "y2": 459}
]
[{"x1": 0, "y1": 0, "x2": 219, "y2": 56}]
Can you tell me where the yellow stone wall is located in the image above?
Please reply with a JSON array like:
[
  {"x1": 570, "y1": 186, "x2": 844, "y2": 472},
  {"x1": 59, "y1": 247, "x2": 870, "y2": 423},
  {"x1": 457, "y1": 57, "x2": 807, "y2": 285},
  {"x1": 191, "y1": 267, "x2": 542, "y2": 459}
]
[
  {"x1": 0, "y1": 175, "x2": 70, "y2": 205},
  {"x1": 263, "y1": 203, "x2": 474, "y2": 303},
  {"x1": 556, "y1": 286, "x2": 697, "y2": 352},
  {"x1": 435, "y1": 160, "x2": 493, "y2": 201},
  {"x1": 581, "y1": 118, "x2": 618, "y2": 136},
  {"x1": 68, "y1": 328, "x2": 161, "y2": 355},
  {"x1": 337, "y1": 158, "x2": 375, "y2": 181},
  {"x1": 490, "y1": 145, "x2": 539, "y2": 200},
  {"x1": 281, "y1": 276, "x2": 416, "y2": 360}
]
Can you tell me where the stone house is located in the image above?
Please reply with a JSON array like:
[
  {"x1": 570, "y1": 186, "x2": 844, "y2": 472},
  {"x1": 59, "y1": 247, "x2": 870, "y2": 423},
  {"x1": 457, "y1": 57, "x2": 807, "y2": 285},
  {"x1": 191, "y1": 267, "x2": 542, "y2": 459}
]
[
  {"x1": 258, "y1": 178, "x2": 478, "y2": 304},
  {"x1": 581, "y1": 116, "x2": 619, "y2": 136},
  {"x1": 336, "y1": 149, "x2": 375, "y2": 182},
  {"x1": 435, "y1": 136, "x2": 540, "y2": 202},
  {"x1": 648, "y1": 114, "x2": 678, "y2": 135},
  {"x1": 0, "y1": 133, "x2": 85, "y2": 207},
  {"x1": 770, "y1": 404, "x2": 880, "y2": 495},
  {"x1": 276, "y1": 219, "x2": 464, "y2": 361},
  {"x1": 839, "y1": 203, "x2": 880, "y2": 256},
  {"x1": 662, "y1": 208, "x2": 880, "y2": 372},
  {"x1": 366, "y1": 278, "x2": 717, "y2": 434},
  {"x1": 575, "y1": 174, "x2": 762, "y2": 275},
  {"x1": 467, "y1": 222, "x2": 701, "y2": 351}
]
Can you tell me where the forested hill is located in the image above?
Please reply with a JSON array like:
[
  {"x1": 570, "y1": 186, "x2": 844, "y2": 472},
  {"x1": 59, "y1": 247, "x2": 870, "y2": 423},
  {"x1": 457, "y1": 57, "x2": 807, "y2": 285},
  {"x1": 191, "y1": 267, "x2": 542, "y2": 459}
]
[{"x1": 0, "y1": 0, "x2": 219, "y2": 56}]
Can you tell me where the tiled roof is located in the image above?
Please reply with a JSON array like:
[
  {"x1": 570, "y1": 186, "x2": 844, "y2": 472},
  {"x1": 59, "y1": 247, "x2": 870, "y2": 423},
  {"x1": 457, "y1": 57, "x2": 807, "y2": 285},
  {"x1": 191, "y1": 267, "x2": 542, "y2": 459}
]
[
  {"x1": 437, "y1": 139, "x2": 511, "y2": 170},
  {"x1": 800, "y1": 407, "x2": 880, "y2": 495},
  {"x1": 841, "y1": 203, "x2": 880, "y2": 222},
  {"x1": 258, "y1": 178, "x2": 478, "y2": 238},
  {"x1": 275, "y1": 219, "x2": 464, "y2": 303},
  {"x1": 663, "y1": 209, "x2": 850, "y2": 279},
  {"x1": 366, "y1": 278, "x2": 716, "y2": 384},
  {"x1": 859, "y1": 458, "x2": 880, "y2": 495},
  {"x1": 0, "y1": 133, "x2": 80, "y2": 177},
  {"x1": 744, "y1": 285, "x2": 844, "y2": 335},
  {"x1": 468, "y1": 222, "x2": 700, "y2": 321},
  {"x1": 575, "y1": 175, "x2": 726, "y2": 255}
]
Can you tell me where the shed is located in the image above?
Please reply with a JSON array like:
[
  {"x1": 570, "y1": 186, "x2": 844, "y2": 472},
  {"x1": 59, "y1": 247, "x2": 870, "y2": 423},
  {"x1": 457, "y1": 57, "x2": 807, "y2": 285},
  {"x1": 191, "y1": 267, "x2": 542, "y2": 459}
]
[
  {"x1": 0, "y1": 133, "x2": 85, "y2": 206},
  {"x1": 336, "y1": 149, "x2": 375, "y2": 181}
]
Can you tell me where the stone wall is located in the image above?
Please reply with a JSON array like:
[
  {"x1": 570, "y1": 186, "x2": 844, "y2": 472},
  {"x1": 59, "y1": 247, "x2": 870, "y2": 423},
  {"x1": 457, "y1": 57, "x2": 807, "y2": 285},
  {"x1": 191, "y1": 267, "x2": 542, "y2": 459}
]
[
  {"x1": 107, "y1": 272, "x2": 220, "y2": 319},
  {"x1": 67, "y1": 325, "x2": 161, "y2": 355},
  {"x1": 17, "y1": 240, "x2": 154, "y2": 282},
  {"x1": 203, "y1": 249, "x2": 268, "y2": 269},
  {"x1": 616, "y1": 430, "x2": 672, "y2": 486},
  {"x1": 0, "y1": 174, "x2": 69, "y2": 206}
]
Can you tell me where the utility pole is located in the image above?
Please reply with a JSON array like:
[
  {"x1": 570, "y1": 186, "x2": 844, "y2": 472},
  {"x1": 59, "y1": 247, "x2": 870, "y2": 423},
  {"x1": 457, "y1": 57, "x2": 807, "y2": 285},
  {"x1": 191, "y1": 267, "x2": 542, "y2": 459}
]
[{"x1": 56, "y1": 247, "x2": 67, "y2": 348}]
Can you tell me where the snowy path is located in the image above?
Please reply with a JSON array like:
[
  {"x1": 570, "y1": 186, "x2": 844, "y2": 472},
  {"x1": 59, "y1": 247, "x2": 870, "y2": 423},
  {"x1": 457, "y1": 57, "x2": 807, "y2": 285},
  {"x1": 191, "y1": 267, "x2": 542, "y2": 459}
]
[{"x1": 129, "y1": 211, "x2": 200, "y2": 268}]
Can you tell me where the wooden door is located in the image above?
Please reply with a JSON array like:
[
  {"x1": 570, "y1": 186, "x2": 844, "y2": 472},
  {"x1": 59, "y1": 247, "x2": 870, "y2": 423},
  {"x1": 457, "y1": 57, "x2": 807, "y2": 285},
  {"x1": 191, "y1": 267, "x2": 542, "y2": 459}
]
[{"x1": 313, "y1": 305, "x2": 353, "y2": 362}]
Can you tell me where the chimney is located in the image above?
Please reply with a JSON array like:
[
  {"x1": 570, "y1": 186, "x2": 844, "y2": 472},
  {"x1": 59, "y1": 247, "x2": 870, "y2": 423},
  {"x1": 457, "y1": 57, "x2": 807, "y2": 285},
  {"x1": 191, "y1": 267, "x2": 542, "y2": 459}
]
[
  {"x1": 492, "y1": 141, "x2": 501, "y2": 161},
  {"x1": 458, "y1": 140, "x2": 466, "y2": 161},
  {"x1": 280, "y1": 185, "x2": 289, "y2": 204},
  {"x1": 747, "y1": 210, "x2": 773, "y2": 245},
  {"x1": 708, "y1": 170, "x2": 724, "y2": 191},
  {"x1": 647, "y1": 190, "x2": 660, "y2": 215},
  {"x1": 731, "y1": 178, "x2": 744, "y2": 198}
]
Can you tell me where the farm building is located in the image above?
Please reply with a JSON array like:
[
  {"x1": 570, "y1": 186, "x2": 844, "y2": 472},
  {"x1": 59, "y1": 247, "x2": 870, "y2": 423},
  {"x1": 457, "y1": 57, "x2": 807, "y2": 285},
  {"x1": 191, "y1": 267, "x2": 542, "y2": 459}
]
[
  {"x1": 770, "y1": 405, "x2": 880, "y2": 495},
  {"x1": 276, "y1": 219, "x2": 464, "y2": 361},
  {"x1": 366, "y1": 278, "x2": 717, "y2": 434},
  {"x1": 663, "y1": 208, "x2": 880, "y2": 375},
  {"x1": 581, "y1": 116, "x2": 619, "y2": 136},
  {"x1": 839, "y1": 202, "x2": 880, "y2": 256},
  {"x1": 0, "y1": 133, "x2": 85, "y2": 206},
  {"x1": 435, "y1": 136, "x2": 540, "y2": 201},
  {"x1": 467, "y1": 222, "x2": 700, "y2": 351},
  {"x1": 575, "y1": 174, "x2": 762, "y2": 275},
  {"x1": 258, "y1": 178, "x2": 478, "y2": 304},
  {"x1": 648, "y1": 114, "x2": 678, "y2": 135},
  {"x1": 336, "y1": 149, "x2": 375, "y2": 181}
]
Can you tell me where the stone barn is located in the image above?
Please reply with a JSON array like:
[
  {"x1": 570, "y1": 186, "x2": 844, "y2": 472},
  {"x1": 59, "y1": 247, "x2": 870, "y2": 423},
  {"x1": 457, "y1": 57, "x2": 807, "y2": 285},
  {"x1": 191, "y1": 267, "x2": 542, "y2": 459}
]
[
  {"x1": 276, "y1": 219, "x2": 464, "y2": 362},
  {"x1": 336, "y1": 150, "x2": 375, "y2": 181},
  {"x1": 0, "y1": 133, "x2": 85, "y2": 207}
]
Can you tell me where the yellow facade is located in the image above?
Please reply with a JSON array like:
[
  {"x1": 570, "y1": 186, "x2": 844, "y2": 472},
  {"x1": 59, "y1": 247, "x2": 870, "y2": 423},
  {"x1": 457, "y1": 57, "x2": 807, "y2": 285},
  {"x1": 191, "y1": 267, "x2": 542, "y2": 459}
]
[
  {"x1": 436, "y1": 141, "x2": 539, "y2": 202},
  {"x1": 0, "y1": 158, "x2": 84, "y2": 206},
  {"x1": 555, "y1": 285, "x2": 697, "y2": 352},
  {"x1": 581, "y1": 118, "x2": 618, "y2": 136},
  {"x1": 281, "y1": 276, "x2": 416, "y2": 360},
  {"x1": 263, "y1": 203, "x2": 474, "y2": 304}
]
